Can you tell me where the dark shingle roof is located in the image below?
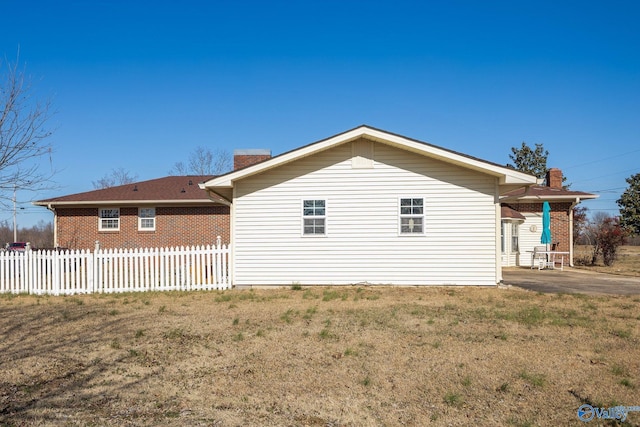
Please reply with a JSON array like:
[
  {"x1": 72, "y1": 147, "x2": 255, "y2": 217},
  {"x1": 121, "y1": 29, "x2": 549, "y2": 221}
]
[
  {"x1": 501, "y1": 185, "x2": 597, "y2": 201},
  {"x1": 501, "y1": 205, "x2": 526, "y2": 220},
  {"x1": 34, "y1": 176, "x2": 214, "y2": 205}
]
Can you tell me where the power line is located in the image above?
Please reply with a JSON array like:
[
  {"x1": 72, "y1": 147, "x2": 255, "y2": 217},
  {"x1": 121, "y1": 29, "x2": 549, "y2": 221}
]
[
  {"x1": 571, "y1": 168, "x2": 637, "y2": 184},
  {"x1": 564, "y1": 148, "x2": 640, "y2": 170},
  {"x1": 588, "y1": 187, "x2": 626, "y2": 193}
]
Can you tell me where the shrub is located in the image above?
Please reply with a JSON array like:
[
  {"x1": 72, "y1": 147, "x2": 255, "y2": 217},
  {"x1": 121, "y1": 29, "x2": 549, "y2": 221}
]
[{"x1": 590, "y1": 216, "x2": 628, "y2": 266}]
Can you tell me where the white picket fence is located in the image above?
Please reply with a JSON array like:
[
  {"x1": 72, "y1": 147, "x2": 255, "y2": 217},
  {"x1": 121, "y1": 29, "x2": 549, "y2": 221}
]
[{"x1": 0, "y1": 242, "x2": 231, "y2": 295}]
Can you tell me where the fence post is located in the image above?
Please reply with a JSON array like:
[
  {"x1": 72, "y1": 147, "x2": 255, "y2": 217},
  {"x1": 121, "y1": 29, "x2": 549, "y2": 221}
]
[
  {"x1": 26, "y1": 245, "x2": 33, "y2": 294},
  {"x1": 93, "y1": 241, "x2": 100, "y2": 294},
  {"x1": 53, "y1": 247, "x2": 60, "y2": 296}
]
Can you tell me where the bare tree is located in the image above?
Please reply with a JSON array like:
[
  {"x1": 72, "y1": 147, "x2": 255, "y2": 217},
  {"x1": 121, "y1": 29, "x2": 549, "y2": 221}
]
[
  {"x1": 0, "y1": 219, "x2": 53, "y2": 248},
  {"x1": 170, "y1": 146, "x2": 231, "y2": 175},
  {"x1": 0, "y1": 54, "x2": 56, "y2": 208},
  {"x1": 93, "y1": 167, "x2": 138, "y2": 189}
]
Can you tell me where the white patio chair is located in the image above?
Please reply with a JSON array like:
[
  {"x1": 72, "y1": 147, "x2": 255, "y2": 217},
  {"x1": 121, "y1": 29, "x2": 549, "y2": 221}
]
[{"x1": 531, "y1": 246, "x2": 548, "y2": 270}]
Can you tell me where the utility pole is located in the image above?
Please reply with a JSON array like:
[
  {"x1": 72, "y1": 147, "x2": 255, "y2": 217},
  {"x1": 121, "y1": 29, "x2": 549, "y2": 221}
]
[{"x1": 13, "y1": 185, "x2": 17, "y2": 242}]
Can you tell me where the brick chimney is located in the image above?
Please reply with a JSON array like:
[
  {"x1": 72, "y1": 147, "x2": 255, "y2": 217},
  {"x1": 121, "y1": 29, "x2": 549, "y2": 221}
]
[
  {"x1": 233, "y1": 149, "x2": 271, "y2": 170},
  {"x1": 546, "y1": 168, "x2": 563, "y2": 189}
]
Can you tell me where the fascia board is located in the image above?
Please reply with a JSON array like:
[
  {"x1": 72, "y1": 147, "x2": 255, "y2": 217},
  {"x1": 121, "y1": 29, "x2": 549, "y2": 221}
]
[
  {"x1": 362, "y1": 128, "x2": 537, "y2": 185},
  {"x1": 501, "y1": 194, "x2": 600, "y2": 201},
  {"x1": 203, "y1": 127, "x2": 368, "y2": 188},
  {"x1": 32, "y1": 199, "x2": 216, "y2": 207},
  {"x1": 202, "y1": 125, "x2": 538, "y2": 189}
]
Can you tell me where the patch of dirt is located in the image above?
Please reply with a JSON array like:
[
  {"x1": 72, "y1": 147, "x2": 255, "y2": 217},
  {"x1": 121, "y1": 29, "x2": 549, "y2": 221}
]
[{"x1": 1, "y1": 287, "x2": 639, "y2": 426}]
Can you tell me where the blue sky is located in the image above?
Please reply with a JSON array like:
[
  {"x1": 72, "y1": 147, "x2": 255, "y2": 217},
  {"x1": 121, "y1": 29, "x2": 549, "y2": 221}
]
[{"x1": 2, "y1": 0, "x2": 639, "y2": 227}]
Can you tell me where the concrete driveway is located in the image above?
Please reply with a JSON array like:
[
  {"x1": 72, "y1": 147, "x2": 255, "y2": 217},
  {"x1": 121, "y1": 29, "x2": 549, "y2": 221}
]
[{"x1": 502, "y1": 267, "x2": 640, "y2": 295}]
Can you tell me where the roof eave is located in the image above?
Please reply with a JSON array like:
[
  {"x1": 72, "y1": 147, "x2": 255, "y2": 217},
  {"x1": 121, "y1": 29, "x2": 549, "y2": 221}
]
[
  {"x1": 33, "y1": 199, "x2": 216, "y2": 207},
  {"x1": 500, "y1": 194, "x2": 600, "y2": 202},
  {"x1": 203, "y1": 125, "x2": 538, "y2": 189}
]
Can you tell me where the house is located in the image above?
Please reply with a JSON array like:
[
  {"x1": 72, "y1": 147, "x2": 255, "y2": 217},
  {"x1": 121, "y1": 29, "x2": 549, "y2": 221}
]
[
  {"x1": 201, "y1": 125, "x2": 553, "y2": 287},
  {"x1": 500, "y1": 168, "x2": 598, "y2": 267},
  {"x1": 34, "y1": 176, "x2": 231, "y2": 249}
]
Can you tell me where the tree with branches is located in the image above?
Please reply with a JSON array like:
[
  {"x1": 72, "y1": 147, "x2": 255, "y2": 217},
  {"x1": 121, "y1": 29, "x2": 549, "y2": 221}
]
[
  {"x1": 170, "y1": 146, "x2": 231, "y2": 175},
  {"x1": 508, "y1": 141, "x2": 569, "y2": 187},
  {"x1": 617, "y1": 172, "x2": 640, "y2": 236},
  {"x1": 573, "y1": 205, "x2": 589, "y2": 244},
  {"x1": 92, "y1": 167, "x2": 138, "y2": 189},
  {"x1": 508, "y1": 142, "x2": 549, "y2": 180},
  {"x1": 0, "y1": 54, "x2": 56, "y2": 208}
]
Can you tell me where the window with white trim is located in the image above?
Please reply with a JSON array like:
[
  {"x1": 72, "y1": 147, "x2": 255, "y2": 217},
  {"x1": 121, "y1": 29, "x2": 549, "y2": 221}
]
[
  {"x1": 399, "y1": 198, "x2": 424, "y2": 234},
  {"x1": 511, "y1": 223, "x2": 519, "y2": 253},
  {"x1": 138, "y1": 207, "x2": 156, "y2": 231},
  {"x1": 303, "y1": 199, "x2": 326, "y2": 235},
  {"x1": 99, "y1": 208, "x2": 120, "y2": 231}
]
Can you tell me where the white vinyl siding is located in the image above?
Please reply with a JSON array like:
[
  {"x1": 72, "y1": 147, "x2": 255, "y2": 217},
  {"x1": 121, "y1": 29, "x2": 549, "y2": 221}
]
[
  {"x1": 516, "y1": 214, "x2": 544, "y2": 267},
  {"x1": 232, "y1": 140, "x2": 498, "y2": 286},
  {"x1": 99, "y1": 208, "x2": 120, "y2": 231}
]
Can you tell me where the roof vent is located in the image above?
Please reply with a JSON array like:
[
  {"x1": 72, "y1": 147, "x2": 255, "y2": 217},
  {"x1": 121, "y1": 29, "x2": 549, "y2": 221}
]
[
  {"x1": 133, "y1": 185, "x2": 138, "y2": 191},
  {"x1": 181, "y1": 188, "x2": 186, "y2": 193},
  {"x1": 188, "y1": 180, "x2": 193, "y2": 185}
]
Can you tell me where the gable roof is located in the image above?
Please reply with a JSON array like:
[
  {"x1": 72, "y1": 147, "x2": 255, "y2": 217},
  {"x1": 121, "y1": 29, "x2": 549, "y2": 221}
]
[
  {"x1": 34, "y1": 176, "x2": 216, "y2": 207},
  {"x1": 500, "y1": 185, "x2": 598, "y2": 202},
  {"x1": 201, "y1": 125, "x2": 538, "y2": 199}
]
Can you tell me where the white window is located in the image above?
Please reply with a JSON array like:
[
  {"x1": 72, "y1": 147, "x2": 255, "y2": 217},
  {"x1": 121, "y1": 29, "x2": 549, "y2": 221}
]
[
  {"x1": 511, "y1": 223, "x2": 519, "y2": 253},
  {"x1": 399, "y1": 198, "x2": 424, "y2": 234},
  {"x1": 99, "y1": 208, "x2": 120, "y2": 231},
  {"x1": 138, "y1": 207, "x2": 156, "y2": 231},
  {"x1": 303, "y1": 199, "x2": 326, "y2": 235}
]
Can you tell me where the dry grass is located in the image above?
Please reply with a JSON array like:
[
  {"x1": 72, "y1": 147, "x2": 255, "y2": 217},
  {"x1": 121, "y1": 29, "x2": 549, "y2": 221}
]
[
  {"x1": 1, "y1": 286, "x2": 639, "y2": 426},
  {"x1": 575, "y1": 245, "x2": 640, "y2": 276}
]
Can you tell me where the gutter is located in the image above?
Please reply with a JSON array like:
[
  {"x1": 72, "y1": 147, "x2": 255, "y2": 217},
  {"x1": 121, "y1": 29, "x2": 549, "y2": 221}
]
[
  {"x1": 33, "y1": 199, "x2": 214, "y2": 207},
  {"x1": 204, "y1": 189, "x2": 232, "y2": 207}
]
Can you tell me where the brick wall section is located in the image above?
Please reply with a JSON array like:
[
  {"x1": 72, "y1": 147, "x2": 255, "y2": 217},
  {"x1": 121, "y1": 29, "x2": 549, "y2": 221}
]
[
  {"x1": 511, "y1": 202, "x2": 572, "y2": 251},
  {"x1": 233, "y1": 149, "x2": 272, "y2": 170},
  {"x1": 55, "y1": 205, "x2": 230, "y2": 250},
  {"x1": 234, "y1": 154, "x2": 271, "y2": 170},
  {"x1": 547, "y1": 168, "x2": 563, "y2": 189}
]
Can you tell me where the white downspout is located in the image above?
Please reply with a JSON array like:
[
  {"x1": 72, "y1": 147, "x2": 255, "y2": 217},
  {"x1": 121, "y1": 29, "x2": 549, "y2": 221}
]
[
  {"x1": 568, "y1": 197, "x2": 580, "y2": 267},
  {"x1": 495, "y1": 182, "x2": 502, "y2": 283},
  {"x1": 47, "y1": 203, "x2": 58, "y2": 247}
]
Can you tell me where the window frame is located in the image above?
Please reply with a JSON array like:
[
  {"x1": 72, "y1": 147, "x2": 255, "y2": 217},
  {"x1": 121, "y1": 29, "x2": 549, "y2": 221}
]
[
  {"x1": 511, "y1": 222, "x2": 519, "y2": 253},
  {"x1": 399, "y1": 197, "x2": 425, "y2": 235},
  {"x1": 302, "y1": 199, "x2": 327, "y2": 236},
  {"x1": 99, "y1": 207, "x2": 120, "y2": 231},
  {"x1": 138, "y1": 207, "x2": 156, "y2": 231}
]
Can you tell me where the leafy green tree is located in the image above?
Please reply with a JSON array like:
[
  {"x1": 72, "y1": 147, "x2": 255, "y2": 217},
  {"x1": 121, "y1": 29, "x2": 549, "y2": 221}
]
[
  {"x1": 617, "y1": 172, "x2": 640, "y2": 236},
  {"x1": 508, "y1": 142, "x2": 549, "y2": 180}
]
